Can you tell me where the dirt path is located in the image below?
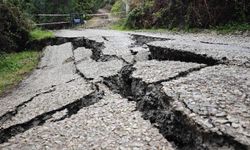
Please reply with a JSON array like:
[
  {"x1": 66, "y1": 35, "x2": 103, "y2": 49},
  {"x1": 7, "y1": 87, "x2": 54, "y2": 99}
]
[
  {"x1": 0, "y1": 29, "x2": 249, "y2": 149},
  {"x1": 83, "y1": 9, "x2": 118, "y2": 29}
]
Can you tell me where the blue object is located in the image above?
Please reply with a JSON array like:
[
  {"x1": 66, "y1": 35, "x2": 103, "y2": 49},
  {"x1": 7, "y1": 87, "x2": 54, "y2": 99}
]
[{"x1": 73, "y1": 18, "x2": 81, "y2": 24}]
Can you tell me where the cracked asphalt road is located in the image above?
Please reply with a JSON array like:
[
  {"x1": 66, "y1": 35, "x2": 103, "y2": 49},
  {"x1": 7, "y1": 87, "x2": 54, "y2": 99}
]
[{"x1": 0, "y1": 29, "x2": 249, "y2": 150}]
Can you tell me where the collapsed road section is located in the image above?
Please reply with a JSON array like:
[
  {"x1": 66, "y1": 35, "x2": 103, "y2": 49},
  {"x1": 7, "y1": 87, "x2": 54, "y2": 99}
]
[
  {"x1": 0, "y1": 31, "x2": 175, "y2": 149},
  {"x1": 104, "y1": 63, "x2": 249, "y2": 149},
  {"x1": 0, "y1": 29, "x2": 249, "y2": 149}
]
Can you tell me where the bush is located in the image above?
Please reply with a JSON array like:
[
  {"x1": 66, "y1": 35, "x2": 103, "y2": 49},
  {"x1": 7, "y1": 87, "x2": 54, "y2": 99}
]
[
  {"x1": 0, "y1": 2, "x2": 31, "y2": 52},
  {"x1": 124, "y1": 1, "x2": 154, "y2": 29},
  {"x1": 185, "y1": 0, "x2": 250, "y2": 28},
  {"x1": 125, "y1": 0, "x2": 250, "y2": 29},
  {"x1": 111, "y1": 0, "x2": 125, "y2": 15},
  {"x1": 124, "y1": 8, "x2": 144, "y2": 29}
]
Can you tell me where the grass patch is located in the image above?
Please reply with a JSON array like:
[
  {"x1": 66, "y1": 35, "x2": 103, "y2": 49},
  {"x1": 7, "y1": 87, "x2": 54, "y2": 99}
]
[
  {"x1": 110, "y1": 18, "x2": 129, "y2": 31},
  {"x1": 0, "y1": 51, "x2": 40, "y2": 95},
  {"x1": 113, "y1": 21, "x2": 249, "y2": 35},
  {"x1": 111, "y1": 24, "x2": 127, "y2": 30},
  {"x1": 30, "y1": 29, "x2": 54, "y2": 41},
  {"x1": 213, "y1": 22, "x2": 250, "y2": 34}
]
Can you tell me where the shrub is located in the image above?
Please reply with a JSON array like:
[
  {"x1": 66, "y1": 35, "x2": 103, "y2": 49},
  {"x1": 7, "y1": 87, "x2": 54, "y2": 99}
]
[
  {"x1": 111, "y1": 0, "x2": 125, "y2": 15},
  {"x1": 0, "y1": 2, "x2": 31, "y2": 52},
  {"x1": 124, "y1": 0, "x2": 154, "y2": 29},
  {"x1": 125, "y1": 0, "x2": 250, "y2": 29}
]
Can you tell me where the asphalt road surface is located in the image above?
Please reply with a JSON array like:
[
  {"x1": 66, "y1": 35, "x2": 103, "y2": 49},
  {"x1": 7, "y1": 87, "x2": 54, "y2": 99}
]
[{"x1": 0, "y1": 29, "x2": 249, "y2": 150}]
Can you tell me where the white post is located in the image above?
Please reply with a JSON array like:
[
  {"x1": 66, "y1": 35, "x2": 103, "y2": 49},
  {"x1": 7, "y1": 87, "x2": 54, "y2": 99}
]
[
  {"x1": 125, "y1": 2, "x2": 129, "y2": 14},
  {"x1": 122, "y1": 0, "x2": 130, "y2": 14}
]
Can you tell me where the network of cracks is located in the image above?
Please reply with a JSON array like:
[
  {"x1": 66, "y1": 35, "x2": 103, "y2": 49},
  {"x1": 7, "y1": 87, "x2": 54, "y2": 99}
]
[{"x1": 0, "y1": 32, "x2": 249, "y2": 150}]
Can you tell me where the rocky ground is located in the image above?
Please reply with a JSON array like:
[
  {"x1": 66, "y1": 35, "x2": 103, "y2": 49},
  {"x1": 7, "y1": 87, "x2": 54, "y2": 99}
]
[{"x1": 0, "y1": 29, "x2": 249, "y2": 150}]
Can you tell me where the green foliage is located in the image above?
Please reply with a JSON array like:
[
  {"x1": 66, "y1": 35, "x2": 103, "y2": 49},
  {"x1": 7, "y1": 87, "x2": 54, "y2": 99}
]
[
  {"x1": 214, "y1": 22, "x2": 250, "y2": 34},
  {"x1": 4, "y1": 0, "x2": 36, "y2": 15},
  {"x1": 0, "y1": 1, "x2": 30, "y2": 52},
  {"x1": 124, "y1": 8, "x2": 144, "y2": 29},
  {"x1": 0, "y1": 50, "x2": 40, "y2": 95},
  {"x1": 111, "y1": 18, "x2": 127, "y2": 30},
  {"x1": 30, "y1": 29, "x2": 54, "y2": 41},
  {"x1": 111, "y1": 0, "x2": 124, "y2": 15},
  {"x1": 125, "y1": 22, "x2": 250, "y2": 35},
  {"x1": 124, "y1": 0, "x2": 250, "y2": 29},
  {"x1": 124, "y1": 0, "x2": 154, "y2": 29},
  {"x1": 0, "y1": 0, "x2": 111, "y2": 52},
  {"x1": 73, "y1": 0, "x2": 96, "y2": 14},
  {"x1": 6, "y1": 0, "x2": 110, "y2": 23}
]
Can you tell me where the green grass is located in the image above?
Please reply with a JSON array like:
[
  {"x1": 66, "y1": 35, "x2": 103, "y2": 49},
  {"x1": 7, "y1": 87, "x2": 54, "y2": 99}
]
[
  {"x1": 110, "y1": 18, "x2": 129, "y2": 31},
  {"x1": 30, "y1": 29, "x2": 54, "y2": 41},
  {"x1": 111, "y1": 21, "x2": 250, "y2": 34},
  {"x1": 213, "y1": 22, "x2": 250, "y2": 34},
  {"x1": 111, "y1": 24, "x2": 127, "y2": 30},
  {"x1": 0, "y1": 51, "x2": 40, "y2": 95}
]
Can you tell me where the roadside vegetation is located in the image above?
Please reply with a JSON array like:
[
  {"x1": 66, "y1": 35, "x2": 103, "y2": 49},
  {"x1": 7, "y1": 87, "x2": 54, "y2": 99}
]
[
  {"x1": 213, "y1": 22, "x2": 250, "y2": 34},
  {"x1": 110, "y1": 0, "x2": 250, "y2": 34},
  {"x1": 0, "y1": 27, "x2": 50, "y2": 95},
  {"x1": 1, "y1": 0, "x2": 118, "y2": 96},
  {"x1": 4, "y1": 0, "x2": 112, "y2": 24},
  {"x1": 111, "y1": 21, "x2": 250, "y2": 35},
  {"x1": 111, "y1": 18, "x2": 127, "y2": 30},
  {"x1": 0, "y1": 1, "x2": 31, "y2": 53},
  {"x1": 0, "y1": 1, "x2": 55, "y2": 96},
  {"x1": 111, "y1": 0, "x2": 124, "y2": 16},
  {"x1": 30, "y1": 29, "x2": 54, "y2": 41},
  {"x1": 1, "y1": 0, "x2": 113, "y2": 95},
  {"x1": 0, "y1": 51, "x2": 40, "y2": 95}
]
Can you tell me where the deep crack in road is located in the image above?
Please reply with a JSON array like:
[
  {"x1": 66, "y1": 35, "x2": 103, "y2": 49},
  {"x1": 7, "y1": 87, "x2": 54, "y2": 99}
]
[{"x1": 0, "y1": 29, "x2": 250, "y2": 150}]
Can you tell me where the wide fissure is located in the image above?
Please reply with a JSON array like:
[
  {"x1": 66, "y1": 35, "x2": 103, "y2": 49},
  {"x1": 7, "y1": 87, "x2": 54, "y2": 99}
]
[
  {"x1": 103, "y1": 64, "x2": 247, "y2": 150},
  {"x1": 148, "y1": 45, "x2": 220, "y2": 66},
  {"x1": 72, "y1": 35, "x2": 247, "y2": 149},
  {"x1": 2, "y1": 32, "x2": 248, "y2": 149}
]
